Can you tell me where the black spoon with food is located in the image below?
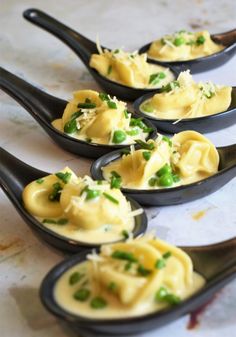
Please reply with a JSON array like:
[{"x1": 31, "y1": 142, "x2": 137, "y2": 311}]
[
  {"x1": 133, "y1": 87, "x2": 236, "y2": 134},
  {"x1": 40, "y1": 237, "x2": 236, "y2": 335},
  {"x1": 0, "y1": 67, "x2": 157, "y2": 159},
  {"x1": 23, "y1": 8, "x2": 179, "y2": 101},
  {"x1": 0, "y1": 147, "x2": 147, "y2": 253},
  {"x1": 139, "y1": 28, "x2": 236, "y2": 74},
  {"x1": 91, "y1": 143, "x2": 236, "y2": 206}
]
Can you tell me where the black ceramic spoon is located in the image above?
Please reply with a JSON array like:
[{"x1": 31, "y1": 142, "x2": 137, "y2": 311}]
[
  {"x1": 90, "y1": 143, "x2": 236, "y2": 206},
  {"x1": 139, "y1": 28, "x2": 236, "y2": 74},
  {"x1": 0, "y1": 67, "x2": 157, "y2": 159},
  {"x1": 23, "y1": 8, "x2": 179, "y2": 101},
  {"x1": 0, "y1": 147, "x2": 147, "y2": 253},
  {"x1": 40, "y1": 237, "x2": 236, "y2": 335},
  {"x1": 133, "y1": 87, "x2": 236, "y2": 134}
]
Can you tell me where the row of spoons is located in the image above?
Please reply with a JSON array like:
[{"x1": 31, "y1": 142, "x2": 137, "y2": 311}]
[{"x1": 1, "y1": 8, "x2": 236, "y2": 335}]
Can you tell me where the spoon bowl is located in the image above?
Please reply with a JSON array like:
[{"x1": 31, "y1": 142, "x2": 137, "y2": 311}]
[
  {"x1": 40, "y1": 237, "x2": 236, "y2": 335},
  {"x1": 0, "y1": 148, "x2": 147, "y2": 253},
  {"x1": 139, "y1": 29, "x2": 236, "y2": 74},
  {"x1": 23, "y1": 8, "x2": 179, "y2": 101},
  {"x1": 90, "y1": 144, "x2": 236, "y2": 206},
  {"x1": 133, "y1": 87, "x2": 236, "y2": 134},
  {"x1": 0, "y1": 67, "x2": 157, "y2": 159}
]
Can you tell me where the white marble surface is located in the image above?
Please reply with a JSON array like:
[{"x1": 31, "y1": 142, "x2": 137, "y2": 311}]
[{"x1": 0, "y1": 1, "x2": 236, "y2": 337}]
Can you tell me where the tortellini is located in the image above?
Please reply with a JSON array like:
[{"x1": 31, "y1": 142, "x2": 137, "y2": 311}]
[
  {"x1": 54, "y1": 235, "x2": 205, "y2": 319},
  {"x1": 52, "y1": 90, "x2": 152, "y2": 145},
  {"x1": 102, "y1": 131, "x2": 219, "y2": 189},
  {"x1": 89, "y1": 48, "x2": 175, "y2": 88},
  {"x1": 140, "y1": 71, "x2": 232, "y2": 119},
  {"x1": 22, "y1": 168, "x2": 140, "y2": 243},
  {"x1": 148, "y1": 30, "x2": 224, "y2": 61}
]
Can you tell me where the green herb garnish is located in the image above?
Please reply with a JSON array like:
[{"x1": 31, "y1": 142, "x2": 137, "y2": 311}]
[
  {"x1": 69, "y1": 272, "x2": 84, "y2": 285},
  {"x1": 36, "y1": 178, "x2": 44, "y2": 184},
  {"x1": 108, "y1": 282, "x2": 117, "y2": 292},
  {"x1": 121, "y1": 229, "x2": 129, "y2": 240},
  {"x1": 107, "y1": 100, "x2": 117, "y2": 109},
  {"x1": 135, "y1": 139, "x2": 155, "y2": 150},
  {"x1": 110, "y1": 175, "x2": 122, "y2": 189},
  {"x1": 149, "y1": 72, "x2": 166, "y2": 85},
  {"x1": 42, "y1": 219, "x2": 57, "y2": 224},
  {"x1": 55, "y1": 171, "x2": 72, "y2": 184},
  {"x1": 107, "y1": 65, "x2": 112, "y2": 75},
  {"x1": 155, "y1": 259, "x2": 166, "y2": 269},
  {"x1": 161, "y1": 80, "x2": 180, "y2": 93},
  {"x1": 111, "y1": 250, "x2": 137, "y2": 262},
  {"x1": 162, "y1": 136, "x2": 172, "y2": 147},
  {"x1": 77, "y1": 102, "x2": 96, "y2": 109},
  {"x1": 196, "y1": 35, "x2": 205, "y2": 45},
  {"x1": 137, "y1": 264, "x2": 152, "y2": 276},
  {"x1": 90, "y1": 297, "x2": 107, "y2": 309},
  {"x1": 103, "y1": 192, "x2": 119, "y2": 204},
  {"x1": 99, "y1": 92, "x2": 110, "y2": 101},
  {"x1": 74, "y1": 288, "x2": 91, "y2": 301},
  {"x1": 163, "y1": 251, "x2": 172, "y2": 259},
  {"x1": 48, "y1": 182, "x2": 62, "y2": 201},
  {"x1": 86, "y1": 189, "x2": 101, "y2": 200},
  {"x1": 123, "y1": 109, "x2": 129, "y2": 119},
  {"x1": 142, "y1": 151, "x2": 151, "y2": 161},
  {"x1": 155, "y1": 286, "x2": 181, "y2": 305},
  {"x1": 126, "y1": 128, "x2": 139, "y2": 136},
  {"x1": 148, "y1": 177, "x2": 158, "y2": 187}
]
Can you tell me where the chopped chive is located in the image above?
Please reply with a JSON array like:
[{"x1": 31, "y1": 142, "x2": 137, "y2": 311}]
[
  {"x1": 113, "y1": 49, "x2": 120, "y2": 54},
  {"x1": 97, "y1": 180, "x2": 103, "y2": 185},
  {"x1": 120, "y1": 148, "x2": 131, "y2": 155},
  {"x1": 155, "y1": 258, "x2": 166, "y2": 269},
  {"x1": 111, "y1": 250, "x2": 137, "y2": 262},
  {"x1": 69, "y1": 272, "x2": 84, "y2": 285},
  {"x1": 172, "y1": 174, "x2": 180, "y2": 183},
  {"x1": 74, "y1": 288, "x2": 91, "y2": 301},
  {"x1": 142, "y1": 127, "x2": 154, "y2": 133},
  {"x1": 103, "y1": 192, "x2": 119, "y2": 204},
  {"x1": 90, "y1": 297, "x2": 107, "y2": 309},
  {"x1": 85, "y1": 98, "x2": 91, "y2": 103},
  {"x1": 57, "y1": 218, "x2": 68, "y2": 225},
  {"x1": 107, "y1": 65, "x2": 112, "y2": 75},
  {"x1": 71, "y1": 111, "x2": 83, "y2": 119},
  {"x1": 142, "y1": 151, "x2": 151, "y2": 161},
  {"x1": 161, "y1": 81, "x2": 180, "y2": 93},
  {"x1": 77, "y1": 102, "x2": 96, "y2": 109},
  {"x1": 86, "y1": 137, "x2": 92, "y2": 143},
  {"x1": 86, "y1": 189, "x2": 101, "y2": 200},
  {"x1": 155, "y1": 287, "x2": 181, "y2": 305},
  {"x1": 124, "y1": 261, "x2": 132, "y2": 271},
  {"x1": 108, "y1": 282, "x2": 117, "y2": 292},
  {"x1": 99, "y1": 92, "x2": 110, "y2": 101},
  {"x1": 42, "y1": 219, "x2": 57, "y2": 224},
  {"x1": 107, "y1": 101, "x2": 117, "y2": 109},
  {"x1": 123, "y1": 109, "x2": 129, "y2": 119},
  {"x1": 36, "y1": 178, "x2": 44, "y2": 184},
  {"x1": 163, "y1": 251, "x2": 172, "y2": 259},
  {"x1": 110, "y1": 175, "x2": 122, "y2": 189},
  {"x1": 121, "y1": 229, "x2": 129, "y2": 239},
  {"x1": 149, "y1": 72, "x2": 166, "y2": 85},
  {"x1": 135, "y1": 139, "x2": 155, "y2": 150},
  {"x1": 126, "y1": 128, "x2": 139, "y2": 136},
  {"x1": 48, "y1": 182, "x2": 62, "y2": 201},
  {"x1": 137, "y1": 264, "x2": 152, "y2": 276},
  {"x1": 64, "y1": 118, "x2": 77, "y2": 134},
  {"x1": 55, "y1": 171, "x2": 72, "y2": 184},
  {"x1": 162, "y1": 136, "x2": 172, "y2": 147}
]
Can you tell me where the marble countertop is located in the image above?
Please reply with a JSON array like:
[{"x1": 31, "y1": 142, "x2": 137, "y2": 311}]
[{"x1": 0, "y1": 1, "x2": 236, "y2": 337}]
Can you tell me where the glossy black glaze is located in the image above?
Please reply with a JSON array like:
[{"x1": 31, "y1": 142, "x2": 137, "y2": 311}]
[
  {"x1": 133, "y1": 87, "x2": 236, "y2": 134},
  {"x1": 90, "y1": 144, "x2": 236, "y2": 206},
  {"x1": 0, "y1": 67, "x2": 157, "y2": 159},
  {"x1": 40, "y1": 238, "x2": 236, "y2": 335},
  {"x1": 23, "y1": 8, "x2": 179, "y2": 101},
  {"x1": 139, "y1": 29, "x2": 236, "y2": 74},
  {"x1": 0, "y1": 148, "x2": 147, "y2": 253}
]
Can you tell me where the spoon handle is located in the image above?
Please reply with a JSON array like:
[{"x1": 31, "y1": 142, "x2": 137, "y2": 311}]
[
  {"x1": 218, "y1": 144, "x2": 236, "y2": 170},
  {"x1": 23, "y1": 8, "x2": 97, "y2": 65},
  {"x1": 212, "y1": 28, "x2": 236, "y2": 46},
  {"x1": 183, "y1": 237, "x2": 236, "y2": 280},
  {"x1": 0, "y1": 67, "x2": 66, "y2": 122},
  {"x1": 0, "y1": 147, "x2": 47, "y2": 200}
]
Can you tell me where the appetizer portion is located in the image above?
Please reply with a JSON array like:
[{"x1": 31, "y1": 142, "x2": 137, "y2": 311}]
[
  {"x1": 89, "y1": 48, "x2": 175, "y2": 88},
  {"x1": 148, "y1": 30, "x2": 224, "y2": 61},
  {"x1": 54, "y1": 235, "x2": 205, "y2": 318},
  {"x1": 102, "y1": 131, "x2": 219, "y2": 189},
  {"x1": 140, "y1": 71, "x2": 232, "y2": 120},
  {"x1": 22, "y1": 167, "x2": 142, "y2": 243},
  {"x1": 52, "y1": 90, "x2": 153, "y2": 145}
]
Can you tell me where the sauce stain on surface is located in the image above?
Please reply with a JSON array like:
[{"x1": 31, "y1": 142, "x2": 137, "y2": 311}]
[
  {"x1": 0, "y1": 237, "x2": 24, "y2": 252},
  {"x1": 191, "y1": 208, "x2": 210, "y2": 221}
]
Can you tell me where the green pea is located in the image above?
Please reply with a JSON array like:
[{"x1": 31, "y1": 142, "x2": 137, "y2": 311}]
[
  {"x1": 148, "y1": 177, "x2": 157, "y2": 187},
  {"x1": 173, "y1": 37, "x2": 185, "y2": 46},
  {"x1": 156, "y1": 164, "x2": 172, "y2": 177},
  {"x1": 64, "y1": 118, "x2": 77, "y2": 134},
  {"x1": 73, "y1": 288, "x2": 90, "y2": 301},
  {"x1": 86, "y1": 189, "x2": 100, "y2": 200},
  {"x1": 112, "y1": 130, "x2": 127, "y2": 144},
  {"x1": 158, "y1": 173, "x2": 174, "y2": 187},
  {"x1": 90, "y1": 297, "x2": 107, "y2": 309}
]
